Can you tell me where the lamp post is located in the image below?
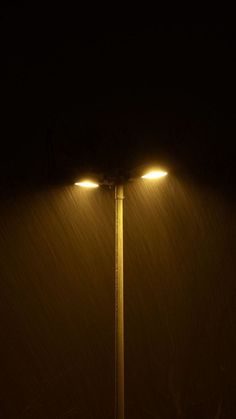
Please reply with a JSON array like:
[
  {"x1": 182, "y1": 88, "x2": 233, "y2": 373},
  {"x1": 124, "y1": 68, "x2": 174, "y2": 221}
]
[
  {"x1": 115, "y1": 184, "x2": 125, "y2": 419},
  {"x1": 75, "y1": 169, "x2": 167, "y2": 419}
]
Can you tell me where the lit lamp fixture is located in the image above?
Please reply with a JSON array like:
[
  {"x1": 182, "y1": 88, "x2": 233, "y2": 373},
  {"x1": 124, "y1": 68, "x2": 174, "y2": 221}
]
[
  {"x1": 74, "y1": 180, "x2": 99, "y2": 188},
  {"x1": 141, "y1": 169, "x2": 168, "y2": 179},
  {"x1": 75, "y1": 166, "x2": 168, "y2": 419}
]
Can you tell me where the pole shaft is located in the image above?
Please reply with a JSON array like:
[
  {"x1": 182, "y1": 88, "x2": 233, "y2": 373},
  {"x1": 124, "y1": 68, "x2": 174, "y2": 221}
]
[{"x1": 115, "y1": 184, "x2": 124, "y2": 419}]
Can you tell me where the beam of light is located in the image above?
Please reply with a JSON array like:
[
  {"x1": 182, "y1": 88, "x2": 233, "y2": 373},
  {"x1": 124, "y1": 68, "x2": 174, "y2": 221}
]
[
  {"x1": 141, "y1": 170, "x2": 168, "y2": 179},
  {"x1": 74, "y1": 180, "x2": 99, "y2": 188}
]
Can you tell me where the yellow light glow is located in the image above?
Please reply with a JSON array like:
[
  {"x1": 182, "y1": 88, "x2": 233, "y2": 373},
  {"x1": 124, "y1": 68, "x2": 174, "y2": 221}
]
[
  {"x1": 74, "y1": 180, "x2": 99, "y2": 188},
  {"x1": 141, "y1": 170, "x2": 168, "y2": 179}
]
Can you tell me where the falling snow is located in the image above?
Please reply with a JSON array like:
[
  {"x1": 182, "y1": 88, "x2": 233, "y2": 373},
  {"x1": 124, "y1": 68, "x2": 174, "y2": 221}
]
[{"x1": 0, "y1": 176, "x2": 235, "y2": 418}]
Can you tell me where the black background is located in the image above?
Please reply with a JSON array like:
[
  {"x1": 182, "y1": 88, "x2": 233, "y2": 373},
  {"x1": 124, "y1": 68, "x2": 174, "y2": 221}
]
[{"x1": 1, "y1": 8, "x2": 235, "y2": 191}]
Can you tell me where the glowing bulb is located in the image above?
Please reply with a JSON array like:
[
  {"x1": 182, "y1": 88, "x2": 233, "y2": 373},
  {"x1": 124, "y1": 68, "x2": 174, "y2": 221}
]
[
  {"x1": 74, "y1": 180, "x2": 99, "y2": 188},
  {"x1": 141, "y1": 170, "x2": 168, "y2": 179}
]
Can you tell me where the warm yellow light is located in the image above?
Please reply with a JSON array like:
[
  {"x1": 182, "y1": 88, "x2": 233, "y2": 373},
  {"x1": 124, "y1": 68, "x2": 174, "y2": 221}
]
[
  {"x1": 141, "y1": 170, "x2": 168, "y2": 179},
  {"x1": 74, "y1": 180, "x2": 99, "y2": 188}
]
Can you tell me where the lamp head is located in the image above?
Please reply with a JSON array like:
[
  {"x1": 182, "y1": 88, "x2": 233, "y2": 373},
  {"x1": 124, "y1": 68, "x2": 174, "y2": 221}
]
[
  {"x1": 141, "y1": 169, "x2": 168, "y2": 179},
  {"x1": 74, "y1": 180, "x2": 99, "y2": 188}
]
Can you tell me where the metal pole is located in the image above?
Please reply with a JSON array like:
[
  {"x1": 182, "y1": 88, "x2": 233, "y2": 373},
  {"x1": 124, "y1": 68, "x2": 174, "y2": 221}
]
[{"x1": 115, "y1": 184, "x2": 125, "y2": 419}]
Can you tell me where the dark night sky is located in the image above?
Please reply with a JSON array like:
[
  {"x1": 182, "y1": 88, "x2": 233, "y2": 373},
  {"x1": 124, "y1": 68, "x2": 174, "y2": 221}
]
[
  {"x1": 0, "y1": 6, "x2": 236, "y2": 418},
  {"x1": 0, "y1": 7, "x2": 235, "y2": 192}
]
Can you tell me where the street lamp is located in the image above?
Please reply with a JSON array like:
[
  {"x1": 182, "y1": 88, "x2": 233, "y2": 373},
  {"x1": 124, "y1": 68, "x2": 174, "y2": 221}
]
[
  {"x1": 74, "y1": 168, "x2": 168, "y2": 419},
  {"x1": 141, "y1": 169, "x2": 167, "y2": 179},
  {"x1": 74, "y1": 180, "x2": 99, "y2": 188}
]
